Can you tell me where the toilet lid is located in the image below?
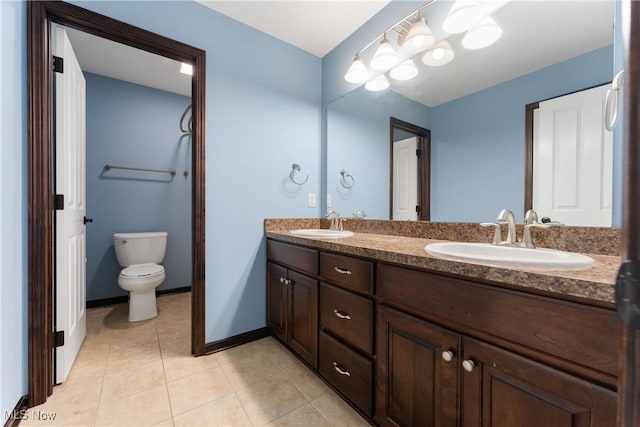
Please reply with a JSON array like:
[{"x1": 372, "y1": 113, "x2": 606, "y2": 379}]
[{"x1": 120, "y1": 263, "x2": 164, "y2": 278}]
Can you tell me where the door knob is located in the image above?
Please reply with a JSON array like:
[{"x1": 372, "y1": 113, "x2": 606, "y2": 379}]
[{"x1": 83, "y1": 216, "x2": 93, "y2": 224}]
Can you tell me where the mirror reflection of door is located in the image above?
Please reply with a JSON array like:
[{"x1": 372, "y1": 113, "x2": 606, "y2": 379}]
[
  {"x1": 390, "y1": 117, "x2": 431, "y2": 221},
  {"x1": 525, "y1": 84, "x2": 613, "y2": 226}
]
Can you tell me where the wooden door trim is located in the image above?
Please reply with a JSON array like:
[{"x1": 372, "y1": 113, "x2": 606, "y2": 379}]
[
  {"x1": 389, "y1": 117, "x2": 431, "y2": 221},
  {"x1": 27, "y1": 1, "x2": 206, "y2": 406}
]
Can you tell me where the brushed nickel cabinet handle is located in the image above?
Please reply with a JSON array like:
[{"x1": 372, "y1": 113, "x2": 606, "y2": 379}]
[
  {"x1": 333, "y1": 362, "x2": 351, "y2": 376},
  {"x1": 334, "y1": 267, "x2": 352, "y2": 275},
  {"x1": 442, "y1": 350, "x2": 454, "y2": 362},
  {"x1": 462, "y1": 359, "x2": 476, "y2": 373},
  {"x1": 333, "y1": 309, "x2": 352, "y2": 320},
  {"x1": 279, "y1": 277, "x2": 285, "y2": 283}
]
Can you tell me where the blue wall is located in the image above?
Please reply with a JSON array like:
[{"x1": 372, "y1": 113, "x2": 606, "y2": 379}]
[
  {"x1": 327, "y1": 88, "x2": 430, "y2": 218},
  {"x1": 85, "y1": 73, "x2": 192, "y2": 301},
  {"x1": 69, "y1": 0, "x2": 322, "y2": 342},
  {"x1": 429, "y1": 46, "x2": 613, "y2": 223},
  {"x1": 0, "y1": 0, "x2": 28, "y2": 419}
]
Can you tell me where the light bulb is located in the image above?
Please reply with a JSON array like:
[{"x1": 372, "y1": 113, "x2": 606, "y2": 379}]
[
  {"x1": 344, "y1": 54, "x2": 369, "y2": 84},
  {"x1": 365, "y1": 74, "x2": 389, "y2": 92},
  {"x1": 442, "y1": 0, "x2": 484, "y2": 34},
  {"x1": 398, "y1": 17, "x2": 435, "y2": 53},
  {"x1": 371, "y1": 36, "x2": 400, "y2": 70},
  {"x1": 462, "y1": 17, "x2": 502, "y2": 50},
  {"x1": 422, "y1": 40, "x2": 455, "y2": 67},
  {"x1": 390, "y1": 60, "x2": 418, "y2": 81}
]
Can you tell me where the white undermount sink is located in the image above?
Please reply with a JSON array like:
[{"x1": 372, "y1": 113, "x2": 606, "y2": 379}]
[
  {"x1": 425, "y1": 242, "x2": 595, "y2": 268},
  {"x1": 290, "y1": 229, "x2": 354, "y2": 239}
]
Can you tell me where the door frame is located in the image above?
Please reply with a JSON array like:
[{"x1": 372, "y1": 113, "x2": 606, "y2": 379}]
[
  {"x1": 389, "y1": 117, "x2": 431, "y2": 221},
  {"x1": 27, "y1": 1, "x2": 206, "y2": 406}
]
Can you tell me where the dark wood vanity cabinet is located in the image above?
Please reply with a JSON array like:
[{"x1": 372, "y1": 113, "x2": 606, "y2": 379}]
[
  {"x1": 266, "y1": 240, "x2": 319, "y2": 368},
  {"x1": 376, "y1": 305, "x2": 460, "y2": 427},
  {"x1": 266, "y1": 238, "x2": 619, "y2": 426},
  {"x1": 460, "y1": 337, "x2": 616, "y2": 427}
]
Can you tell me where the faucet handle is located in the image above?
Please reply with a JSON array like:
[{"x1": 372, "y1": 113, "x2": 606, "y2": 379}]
[
  {"x1": 480, "y1": 223, "x2": 503, "y2": 245},
  {"x1": 524, "y1": 209, "x2": 539, "y2": 225},
  {"x1": 522, "y1": 223, "x2": 560, "y2": 248}
]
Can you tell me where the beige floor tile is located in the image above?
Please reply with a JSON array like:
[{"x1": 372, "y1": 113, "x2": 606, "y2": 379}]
[
  {"x1": 64, "y1": 342, "x2": 109, "y2": 385},
  {"x1": 151, "y1": 418, "x2": 174, "y2": 427},
  {"x1": 218, "y1": 350, "x2": 284, "y2": 391},
  {"x1": 156, "y1": 319, "x2": 191, "y2": 341},
  {"x1": 159, "y1": 333, "x2": 191, "y2": 359},
  {"x1": 283, "y1": 363, "x2": 331, "y2": 401},
  {"x1": 265, "y1": 403, "x2": 331, "y2": 427},
  {"x1": 106, "y1": 340, "x2": 162, "y2": 374},
  {"x1": 235, "y1": 377, "x2": 308, "y2": 425},
  {"x1": 172, "y1": 393, "x2": 252, "y2": 427},
  {"x1": 311, "y1": 394, "x2": 371, "y2": 427},
  {"x1": 96, "y1": 384, "x2": 172, "y2": 427},
  {"x1": 215, "y1": 337, "x2": 273, "y2": 364},
  {"x1": 102, "y1": 360, "x2": 166, "y2": 402},
  {"x1": 162, "y1": 353, "x2": 219, "y2": 383},
  {"x1": 109, "y1": 320, "x2": 160, "y2": 349},
  {"x1": 166, "y1": 365, "x2": 234, "y2": 415}
]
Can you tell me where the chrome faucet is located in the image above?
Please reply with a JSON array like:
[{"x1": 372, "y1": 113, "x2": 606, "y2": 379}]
[
  {"x1": 326, "y1": 210, "x2": 340, "y2": 231},
  {"x1": 497, "y1": 209, "x2": 517, "y2": 245}
]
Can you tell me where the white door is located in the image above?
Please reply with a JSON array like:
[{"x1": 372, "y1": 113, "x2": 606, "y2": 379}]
[
  {"x1": 54, "y1": 25, "x2": 87, "y2": 383},
  {"x1": 533, "y1": 84, "x2": 612, "y2": 226},
  {"x1": 393, "y1": 137, "x2": 418, "y2": 221}
]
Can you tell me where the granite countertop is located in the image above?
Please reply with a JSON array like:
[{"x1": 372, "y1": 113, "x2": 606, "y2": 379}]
[{"x1": 265, "y1": 229, "x2": 620, "y2": 306}]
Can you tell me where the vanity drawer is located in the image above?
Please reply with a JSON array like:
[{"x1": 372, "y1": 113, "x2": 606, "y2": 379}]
[
  {"x1": 320, "y1": 283, "x2": 373, "y2": 355},
  {"x1": 320, "y1": 252, "x2": 373, "y2": 294},
  {"x1": 267, "y1": 240, "x2": 318, "y2": 276},
  {"x1": 319, "y1": 331, "x2": 373, "y2": 416}
]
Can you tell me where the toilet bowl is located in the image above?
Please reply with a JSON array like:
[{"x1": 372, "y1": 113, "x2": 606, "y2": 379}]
[{"x1": 113, "y1": 232, "x2": 167, "y2": 322}]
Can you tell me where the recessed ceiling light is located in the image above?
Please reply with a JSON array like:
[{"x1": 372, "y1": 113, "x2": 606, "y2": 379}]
[{"x1": 180, "y1": 63, "x2": 193, "y2": 76}]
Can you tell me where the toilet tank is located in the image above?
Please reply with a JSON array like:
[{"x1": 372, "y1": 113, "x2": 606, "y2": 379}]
[{"x1": 113, "y1": 231, "x2": 167, "y2": 267}]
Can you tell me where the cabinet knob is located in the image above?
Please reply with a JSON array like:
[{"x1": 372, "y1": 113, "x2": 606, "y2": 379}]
[
  {"x1": 333, "y1": 266, "x2": 352, "y2": 275},
  {"x1": 333, "y1": 361, "x2": 351, "y2": 377},
  {"x1": 442, "y1": 350, "x2": 454, "y2": 362},
  {"x1": 462, "y1": 359, "x2": 476, "y2": 373},
  {"x1": 333, "y1": 309, "x2": 352, "y2": 320},
  {"x1": 279, "y1": 277, "x2": 285, "y2": 283},
  {"x1": 285, "y1": 279, "x2": 292, "y2": 285}
]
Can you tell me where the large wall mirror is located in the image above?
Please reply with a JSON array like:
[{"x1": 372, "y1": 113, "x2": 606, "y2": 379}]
[{"x1": 326, "y1": 1, "x2": 615, "y2": 226}]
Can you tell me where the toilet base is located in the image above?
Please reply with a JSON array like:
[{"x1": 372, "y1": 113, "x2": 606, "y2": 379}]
[{"x1": 128, "y1": 290, "x2": 158, "y2": 322}]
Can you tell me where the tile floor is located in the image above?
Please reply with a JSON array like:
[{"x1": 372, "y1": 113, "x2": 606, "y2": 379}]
[{"x1": 21, "y1": 292, "x2": 370, "y2": 427}]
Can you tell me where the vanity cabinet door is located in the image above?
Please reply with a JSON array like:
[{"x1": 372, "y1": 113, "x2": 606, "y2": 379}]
[
  {"x1": 461, "y1": 337, "x2": 616, "y2": 427},
  {"x1": 287, "y1": 270, "x2": 318, "y2": 368},
  {"x1": 376, "y1": 305, "x2": 460, "y2": 427},
  {"x1": 267, "y1": 262, "x2": 288, "y2": 343}
]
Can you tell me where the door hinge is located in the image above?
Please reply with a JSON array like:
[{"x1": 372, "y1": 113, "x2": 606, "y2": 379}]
[
  {"x1": 54, "y1": 331, "x2": 65, "y2": 348},
  {"x1": 53, "y1": 56, "x2": 64, "y2": 73},
  {"x1": 416, "y1": 149, "x2": 422, "y2": 157},
  {"x1": 416, "y1": 205, "x2": 421, "y2": 213},
  {"x1": 54, "y1": 194, "x2": 64, "y2": 210}
]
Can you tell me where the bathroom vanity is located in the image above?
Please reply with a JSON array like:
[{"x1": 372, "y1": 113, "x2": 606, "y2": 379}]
[{"x1": 265, "y1": 219, "x2": 620, "y2": 426}]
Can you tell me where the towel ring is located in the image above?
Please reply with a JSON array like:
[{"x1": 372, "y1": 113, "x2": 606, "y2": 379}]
[
  {"x1": 180, "y1": 104, "x2": 192, "y2": 134},
  {"x1": 340, "y1": 169, "x2": 354, "y2": 189},
  {"x1": 605, "y1": 69, "x2": 624, "y2": 131},
  {"x1": 289, "y1": 163, "x2": 309, "y2": 185}
]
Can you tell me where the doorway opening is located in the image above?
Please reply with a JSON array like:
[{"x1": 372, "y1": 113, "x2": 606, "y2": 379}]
[
  {"x1": 28, "y1": 1, "x2": 206, "y2": 406},
  {"x1": 389, "y1": 117, "x2": 431, "y2": 221}
]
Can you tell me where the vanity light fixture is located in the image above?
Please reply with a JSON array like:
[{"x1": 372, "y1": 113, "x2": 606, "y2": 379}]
[
  {"x1": 462, "y1": 16, "x2": 503, "y2": 50},
  {"x1": 390, "y1": 59, "x2": 418, "y2": 81},
  {"x1": 422, "y1": 40, "x2": 455, "y2": 66},
  {"x1": 365, "y1": 74, "x2": 390, "y2": 91},
  {"x1": 371, "y1": 34, "x2": 400, "y2": 70},
  {"x1": 180, "y1": 62, "x2": 193, "y2": 76},
  {"x1": 398, "y1": 12, "x2": 435, "y2": 53},
  {"x1": 344, "y1": 54, "x2": 369, "y2": 84},
  {"x1": 442, "y1": 0, "x2": 485, "y2": 34}
]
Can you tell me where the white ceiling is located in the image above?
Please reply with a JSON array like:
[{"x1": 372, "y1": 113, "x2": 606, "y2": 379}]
[
  {"x1": 195, "y1": 0, "x2": 391, "y2": 57},
  {"x1": 65, "y1": 27, "x2": 192, "y2": 97}
]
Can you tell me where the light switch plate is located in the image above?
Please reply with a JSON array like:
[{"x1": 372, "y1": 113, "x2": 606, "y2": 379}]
[
  {"x1": 327, "y1": 194, "x2": 332, "y2": 208},
  {"x1": 308, "y1": 193, "x2": 316, "y2": 207}
]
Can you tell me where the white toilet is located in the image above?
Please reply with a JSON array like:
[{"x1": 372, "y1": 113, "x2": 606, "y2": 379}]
[{"x1": 113, "y1": 231, "x2": 167, "y2": 322}]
